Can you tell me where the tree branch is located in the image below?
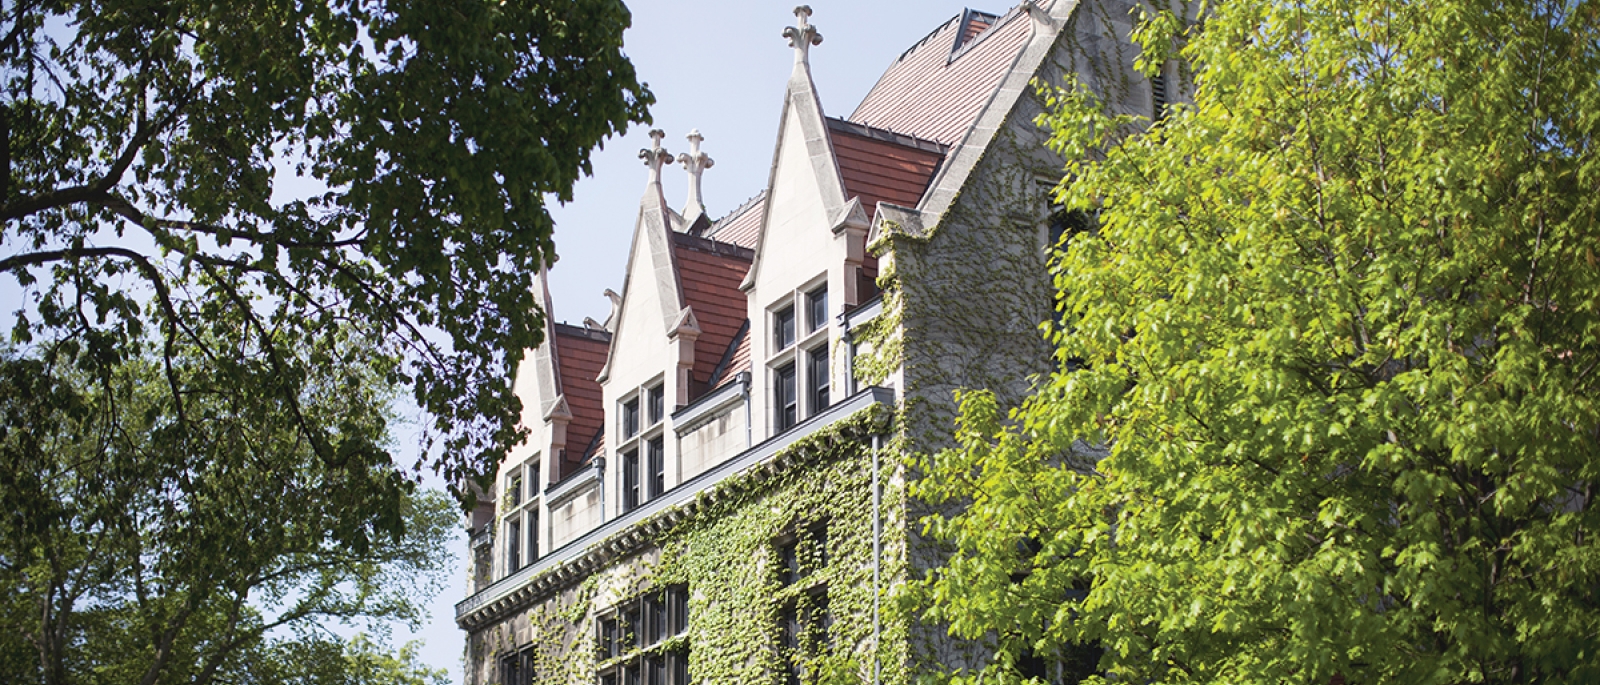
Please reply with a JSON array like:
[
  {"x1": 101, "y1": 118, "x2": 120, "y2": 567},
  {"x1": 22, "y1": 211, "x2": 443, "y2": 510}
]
[
  {"x1": 1, "y1": 75, "x2": 205, "y2": 224},
  {"x1": 0, "y1": 245, "x2": 190, "y2": 425}
]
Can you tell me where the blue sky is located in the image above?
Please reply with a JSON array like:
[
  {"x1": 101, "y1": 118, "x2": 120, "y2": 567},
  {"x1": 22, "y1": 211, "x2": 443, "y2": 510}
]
[{"x1": 410, "y1": 1, "x2": 1001, "y2": 679}]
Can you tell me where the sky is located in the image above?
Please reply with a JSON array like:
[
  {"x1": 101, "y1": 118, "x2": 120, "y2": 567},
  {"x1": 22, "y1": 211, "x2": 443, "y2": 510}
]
[{"x1": 407, "y1": 0, "x2": 1002, "y2": 679}]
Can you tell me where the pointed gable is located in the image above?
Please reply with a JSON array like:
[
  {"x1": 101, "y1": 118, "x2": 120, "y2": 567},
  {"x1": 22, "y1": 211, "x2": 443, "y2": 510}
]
[
  {"x1": 848, "y1": 6, "x2": 1032, "y2": 146},
  {"x1": 599, "y1": 133, "x2": 690, "y2": 383},
  {"x1": 550, "y1": 323, "x2": 609, "y2": 479},
  {"x1": 742, "y1": 9, "x2": 852, "y2": 293}
]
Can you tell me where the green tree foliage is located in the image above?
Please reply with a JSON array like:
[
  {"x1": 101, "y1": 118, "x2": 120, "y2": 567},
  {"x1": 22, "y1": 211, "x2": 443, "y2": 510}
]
[
  {"x1": 909, "y1": 0, "x2": 1600, "y2": 683},
  {"x1": 240, "y1": 634, "x2": 449, "y2": 685},
  {"x1": 0, "y1": 343, "x2": 457, "y2": 685},
  {"x1": 0, "y1": 0, "x2": 652, "y2": 491}
]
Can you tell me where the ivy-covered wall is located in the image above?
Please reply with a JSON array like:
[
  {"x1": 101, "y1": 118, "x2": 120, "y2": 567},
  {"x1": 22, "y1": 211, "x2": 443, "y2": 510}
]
[
  {"x1": 854, "y1": 0, "x2": 1188, "y2": 678},
  {"x1": 464, "y1": 405, "x2": 904, "y2": 685}
]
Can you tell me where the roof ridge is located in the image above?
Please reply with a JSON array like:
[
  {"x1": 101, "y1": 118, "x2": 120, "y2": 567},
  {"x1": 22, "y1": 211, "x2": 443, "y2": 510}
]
[
  {"x1": 896, "y1": 12, "x2": 964, "y2": 63},
  {"x1": 671, "y1": 230, "x2": 756, "y2": 261},
  {"x1": 825, "y1": 116, "x2": 950, "y2": 155},
  {"x1": 553, "y1": 322, "x2": 612, "y2": 342},
  {"x1": 708, "y1": 190, "x2": 766, "y2": 229}
]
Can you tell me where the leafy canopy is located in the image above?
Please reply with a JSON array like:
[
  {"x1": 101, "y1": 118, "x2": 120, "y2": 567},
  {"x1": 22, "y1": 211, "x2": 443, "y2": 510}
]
[
  {"x1": 909, "y1": 0, "x2": 1600, "y2": 683},
  {"x1": 0, "y1": 0, "x2": 652, "y2": 492},
  {"x1": 0, "y1": 340, "x2": 457, "y2": 685}
]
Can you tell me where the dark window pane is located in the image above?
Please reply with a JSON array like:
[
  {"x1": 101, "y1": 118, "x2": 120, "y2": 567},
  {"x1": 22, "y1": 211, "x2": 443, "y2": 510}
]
[
  {"x1": 811, "y1": 593, "x2": 832, "y2": 649},
  {"x1": 669, "y1": 585, "x2": 689, "y2": 635},
  {"x1": 599, "y1": 617, "x2": 619, "y2": 660},
  {"x1": 624, "y1": 399, "x2": 640, "y2": 438},
  {"x1": 622, "y1": 450, "x2": 639, "y2": 512},
  {"x1": 1048, "y1": 209, "x2": 1094, "y2": 249},
  {"x1": 775, "y1": 363, "x2": 797, "y2": 431},
  {"x1": 646, "y1": 655, "x2": 666, "y2": 685},
  {"x1": 502, "y1": 652, "x2": 521, "y2": 685},
  {"x1": 671, "y1": 650, "x2": 689, "y2": 685},
  {"x1": 508, "y1": 519, "x2": 522, "y2": 573},
  {"x1": 643, "y1": 594, "x2": 665, "y2": 645},
  {"x1": 778, "y1": 539, "x2": 799, "y2": 585},
  {"x1": 623, "y1": 664, "x2": 639, "y2": 685},
  {"x1": 1019, "y1": 648, "x2": 1048, "y2": 683},
  {"x1": 774, "y1": 306, "x2": 795, "y2": 350},
  {"x1": 521, "y1": 647, "x2": 538, "y2": 684},
  {"x1": 806, "y1": 287, "x2": 828, "y2": 333},
  {"x1": 648, "y1": 385, "x2": 664, "y2": 425},
  {"x1": 618, "y1": 609, "x2": 635, "y2": 653},
  {"x1": 780, "y1": 602, "x2": 800, "y2": 650},
  {"x1": 648, "y1": 438, "x2": 665, "y2": 499},
  {"x1": 807, "y1": 346, "x2": 829, "y2": 414},
  {"x1": 509, "y1": 474, "x2": 523, "y2": 507},
  {"x1": 602, "y1": 674, "x2": 618, "y2": 685}
]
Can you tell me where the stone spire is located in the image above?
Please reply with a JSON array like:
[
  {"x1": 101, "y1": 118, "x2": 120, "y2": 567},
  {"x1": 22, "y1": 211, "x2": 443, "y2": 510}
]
[
  {"x1": 783, "y1": 6, "x2": 822, "y2": 66},
  {"x1": 677, "y1": 129, "x2": 714, "y2": 225},
  {"x1": 639, "y1": 129, "x2": 672, "y2": 188}
]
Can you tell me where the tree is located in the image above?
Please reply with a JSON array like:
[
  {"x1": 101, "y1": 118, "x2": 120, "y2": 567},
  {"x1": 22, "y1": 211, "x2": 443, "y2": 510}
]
[
  {"x1": 908, "y1": 0, "x2": 1600, "y2": 683},
  {"x1": 0, "y1": 0, "x2": 652, "y2": 491},
  {"x1": 236, "y1": 634, "x2": 450, "y2": 685},
  {"x1": 0, "y1": 341, "x2": 457, "y2": 685}
]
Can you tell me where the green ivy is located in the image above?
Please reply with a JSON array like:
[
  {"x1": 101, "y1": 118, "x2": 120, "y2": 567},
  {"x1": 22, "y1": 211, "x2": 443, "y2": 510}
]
[{"x1": 468, "y1": 405, "x2": 909, "y2": 685}]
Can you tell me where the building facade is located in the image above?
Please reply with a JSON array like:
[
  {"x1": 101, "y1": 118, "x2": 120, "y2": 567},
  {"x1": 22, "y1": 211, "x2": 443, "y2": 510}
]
[{"x1": 457, "y1": 2, "x2": 1177, "y2": 683}]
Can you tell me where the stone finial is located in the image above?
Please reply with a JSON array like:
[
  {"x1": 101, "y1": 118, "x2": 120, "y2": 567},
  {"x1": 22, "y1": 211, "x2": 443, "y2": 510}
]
[
  {"x1": 639, "y1": 129, "x2": 673, "y2": 186},
  {"x1": 782, "y1": 6, "x2": 823, "y2": 65},
  {"x1": 677, "y1": 129, "x2": 714, "y2": 222},
  {"x1": 601, "y1": 288, "x2": 622, "y2": 332}
]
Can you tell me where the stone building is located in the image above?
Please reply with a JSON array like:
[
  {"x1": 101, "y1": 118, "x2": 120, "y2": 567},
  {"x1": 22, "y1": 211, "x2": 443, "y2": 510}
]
[{"x1": 456, "y1": 2, "x2": 1177, "y2": 684}]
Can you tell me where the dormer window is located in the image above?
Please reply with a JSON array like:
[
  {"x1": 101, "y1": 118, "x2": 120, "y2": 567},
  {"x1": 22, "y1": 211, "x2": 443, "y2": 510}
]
[
  {"x1": 617, "y1": 380, "x2": 667, "y2": 515},
  {"x1": 500, "y1": 458, "x2": 539, "y2": 578},
  {"x1": 774, "y1": 305, "x2": 796, "y2": 350},
  {"x1": 766, "y1": 277, "x2": 832, "y2": 436}
]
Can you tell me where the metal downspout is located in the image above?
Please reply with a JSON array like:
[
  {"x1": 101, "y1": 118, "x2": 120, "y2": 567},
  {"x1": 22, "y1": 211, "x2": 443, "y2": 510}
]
[
  {"x1": 872, "y1": 432, "x2": 882, "y2": 685},
  {"x1": 594, "y1": 457, "x2": 606, "y2": 522},
  {"x1": 741, "y1": 371, "x2": 753, "y2": 449}
]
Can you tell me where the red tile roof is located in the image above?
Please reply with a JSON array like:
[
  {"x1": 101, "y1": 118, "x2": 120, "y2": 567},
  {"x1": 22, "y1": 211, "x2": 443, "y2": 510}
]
[
  {"x1": 848, "y1": 6, "x2": 1030, "y2": 146},
  {"x1": 704, "y1": 192, "x2": 764, "y2": 248},
  {"x1": 552, "y1": 323, "x2": 610, "y2": 480},
  {"x1": 720, "y1": 329, "x2": 751, "y2": 386},
  {"x1": 671, "y1": 233, "x2": 754, "y2": 401},
  {"x1": 828, "y1": 118, "x2": 946, "y2": 218}
]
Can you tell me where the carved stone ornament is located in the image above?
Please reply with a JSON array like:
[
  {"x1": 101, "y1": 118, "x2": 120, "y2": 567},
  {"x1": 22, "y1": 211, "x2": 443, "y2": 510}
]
[
  {"x1": 639, "y1": 129, "x2": 673, "y2": 185},
  {"x1": 782, "y1": 6, "x2": 823, "y2": 64},
  {"x1": 677, "y1": 129, "x2": 715, "y2": 219}
]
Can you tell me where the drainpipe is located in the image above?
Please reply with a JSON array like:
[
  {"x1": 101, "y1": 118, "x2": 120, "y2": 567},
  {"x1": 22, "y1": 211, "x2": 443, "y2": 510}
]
[
  {"x1": 594, "y1": 456, "x2": 606, "y2": 522},
  {"x1": 739, "y1": 371, "x2": 753, "y2": 449},
  {"x1": 872, "y1": 432, "x2": 882, "y2": 685}
]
